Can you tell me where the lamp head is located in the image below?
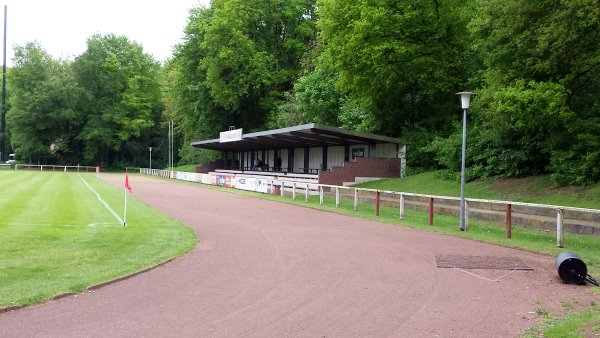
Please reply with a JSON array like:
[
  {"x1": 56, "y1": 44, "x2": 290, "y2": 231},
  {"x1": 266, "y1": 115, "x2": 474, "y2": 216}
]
[{"x1": 457, "y1": 92, "x2": 474, "y2": 110}]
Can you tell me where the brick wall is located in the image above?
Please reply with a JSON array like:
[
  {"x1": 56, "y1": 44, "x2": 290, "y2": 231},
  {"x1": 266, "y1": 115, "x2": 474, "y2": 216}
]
[
  {"x1": 319, "y1": 157, "x2": 401, "y2": 185},
  {"x1": 195, "y1": 159, "x2": 224, "y2": 173}
]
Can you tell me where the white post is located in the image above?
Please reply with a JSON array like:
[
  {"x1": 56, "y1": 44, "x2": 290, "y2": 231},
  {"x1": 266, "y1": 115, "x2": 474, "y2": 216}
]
[
  {"x1": 123, "y1": 187, "x2": 127, "y2": 227},
  {"x1": 557, "y1": 208, "x2": 564, "y2": 248},
  {"x1": 354, "y1": 189, "x2": 358, "y2": 211},
  {"x1": 280, "y1": 182, "x2": 284, "y2": 198},
  {"x1": 335, "y1": 187, "x2": 340, "y2": 208},
  {"x1": 319, "y1": 186, "x2": 324, "y2": 206},
  {"x1": 292, "y1": 182, "x2": 296, "y2": 200},
  {"x1": 305, "y1": 183, "x2": 309, "y2": 203},
  {"x1": 399, "y1": 193, "x2": 404, "y2": 219}
]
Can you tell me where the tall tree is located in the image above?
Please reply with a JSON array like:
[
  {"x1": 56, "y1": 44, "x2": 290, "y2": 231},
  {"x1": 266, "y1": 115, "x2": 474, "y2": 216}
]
[
  {"x1": 73, "y1": 34, "x2": 163, "y2": 166},
  {"x1": 7, "y1": 42, "x2": 82, "y2": 163},
  {"x1": 470, "y1": 0, "x2": 600, "y2": 116},
  {"x1": 172, "y1": 0, "x2": 318, "y2": 144},
  {"x1": 463, "y1": 0, "x2": 600, "y2": 184},
  {"x1": 317, "y1": 0, "x2": 471, "y2": 135},
  {"x1": 167, "y1": 6, "x2": 227, "y2": 165}
]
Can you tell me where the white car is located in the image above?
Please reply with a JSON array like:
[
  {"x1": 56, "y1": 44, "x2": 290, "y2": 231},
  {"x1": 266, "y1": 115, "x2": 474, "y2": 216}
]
[{"x1": 5, "y1": 153, "x2": 15, "y2": 164}]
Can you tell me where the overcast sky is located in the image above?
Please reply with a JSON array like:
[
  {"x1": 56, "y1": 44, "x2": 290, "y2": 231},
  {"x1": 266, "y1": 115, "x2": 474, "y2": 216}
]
[{"x1": 1, "y1": 0, "x2": 210, "y2": 66}]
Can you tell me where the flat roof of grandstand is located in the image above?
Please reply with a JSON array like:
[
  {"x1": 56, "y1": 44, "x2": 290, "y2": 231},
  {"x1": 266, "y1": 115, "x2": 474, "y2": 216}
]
[{"x1": 191, "y1": 123, "x2": 401, "y2": 151}]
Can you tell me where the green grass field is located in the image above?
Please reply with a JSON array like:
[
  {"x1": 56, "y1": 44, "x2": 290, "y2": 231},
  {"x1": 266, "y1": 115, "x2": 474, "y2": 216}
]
[{"x1": 0, "y1": 171, "x2": 197, "y2": 308}]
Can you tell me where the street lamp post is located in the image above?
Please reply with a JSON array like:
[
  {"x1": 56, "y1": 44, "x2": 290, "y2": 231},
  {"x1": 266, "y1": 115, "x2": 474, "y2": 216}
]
[
  {"x1": 149, "y1": 146, "x2": 153, "y2": 170},
  {"x1": 457, "y1": 92, "x2": 474, "y2": 231}
]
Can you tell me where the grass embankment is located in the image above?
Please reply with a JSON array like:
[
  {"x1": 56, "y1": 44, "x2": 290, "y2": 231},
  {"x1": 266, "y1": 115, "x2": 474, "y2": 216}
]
[
  {"x1": 172, "y1": 164, "x2": 198, "y2": 173},
  {"x1": 0, "y1": 171, "x2": 197, "y2": 308},
  {"x1": 356, "y1": 171, "x2": 600, "y2": 209}
]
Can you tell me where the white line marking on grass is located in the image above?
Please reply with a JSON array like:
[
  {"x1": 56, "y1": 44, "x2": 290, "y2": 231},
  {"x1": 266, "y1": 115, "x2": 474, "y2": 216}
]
[
  {"x1": 87, "y1": 223, "x2": 117, "y2": 228},
  {"x1": 78, "y1": 174, "x2": 124, "y2": 225},
  {"x1": 0, "y1": 222, "x2": 76, "y2": 227},
  {"x1": 0, "y1": 222, "x2": 119, "y2": 227}
]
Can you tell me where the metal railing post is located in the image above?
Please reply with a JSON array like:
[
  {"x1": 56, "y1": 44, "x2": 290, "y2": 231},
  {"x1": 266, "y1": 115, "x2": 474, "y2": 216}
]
[
  {"x1": 505, "y1": 204, "x2": 512, "y2": 238},
  {"x1": 428, "y1": 197, "x2": 434, "y2": 225},
  {"x1": 557, "y1": 208, "x2": 564, "y2": 248},
  {"x1": 319, "y1": 186, "x2": 324, "y2": 205},
  {"x1": 305, "y1": 183, "x2": 309, "y2": 203},
  {"x1": 399, "y1": 193, "x2": 404, "y2": 219},
  {"x1": 375, "y1": 191, "x2": 380, "y2": 216}
]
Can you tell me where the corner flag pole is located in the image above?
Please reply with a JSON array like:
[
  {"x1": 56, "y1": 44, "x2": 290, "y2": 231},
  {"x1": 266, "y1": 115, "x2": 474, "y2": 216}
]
[
  {"x1": 123, "y1": 186, "x2": 127, "y2": 226},
  {"x1": 123, "y1": 173, "x2": 132, "y2": 226}
]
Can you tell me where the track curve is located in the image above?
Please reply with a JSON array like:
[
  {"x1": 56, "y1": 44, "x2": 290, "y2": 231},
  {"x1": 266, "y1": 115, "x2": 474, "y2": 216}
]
[{"x1": 0, "y1": 174, "x2": 592, "y2": 337}]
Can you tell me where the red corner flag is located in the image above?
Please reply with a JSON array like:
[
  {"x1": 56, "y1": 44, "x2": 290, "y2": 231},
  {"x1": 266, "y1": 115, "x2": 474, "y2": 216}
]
[{"x1": 125, "y1": 174, "x2": 132, "y2": 193}]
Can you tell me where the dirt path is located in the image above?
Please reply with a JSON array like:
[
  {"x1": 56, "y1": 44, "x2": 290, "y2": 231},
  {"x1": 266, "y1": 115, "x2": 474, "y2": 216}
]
[{"x1": 0, "y1": 174, "x2": 594, "y2": 337}]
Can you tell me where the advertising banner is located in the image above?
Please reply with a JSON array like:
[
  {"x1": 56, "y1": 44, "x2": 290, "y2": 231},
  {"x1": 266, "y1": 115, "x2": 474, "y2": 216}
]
[
  {"x1": 234, "y1": 177, "x2": 250, "y2": 191},
  {"x1": 225, "y1": 176, "x2": 233, "y2": 188},
  {"x1": 234, "y1": 177, "x2": 268, "y2": 193},
  {"x1": 176, "y1": 171, "x2": 198, "y2": 182},
  {"x1": 200, "y1": 174, "x2": 212, "y2": 185}
]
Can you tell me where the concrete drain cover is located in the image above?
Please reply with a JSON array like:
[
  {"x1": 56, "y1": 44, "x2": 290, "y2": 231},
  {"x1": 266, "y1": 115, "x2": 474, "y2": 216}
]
[{"x1": 435, "y1": 255, "x2": 533, "y2": 270}]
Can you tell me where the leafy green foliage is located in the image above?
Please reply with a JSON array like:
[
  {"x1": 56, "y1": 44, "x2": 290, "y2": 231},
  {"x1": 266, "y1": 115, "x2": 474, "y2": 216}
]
[
  {"x1": 549, "y1": 118, "x2": 600, "y2": 186},
  {"x1": 5, "y1": 0, "x2": 600, "y2": 184},
  {"x1": 7, "y1": 43, "x2": 83, "y2": 163},
  {"x1": 318, "y1": 0, "x2": 471, "y2": 135},
  {"x1": 458, "y1": 0, "x2": 600, "y2": 184},
  {"x1": 166, "y1": 1, "x2": 319, "y2": 165},
  {"x1": 171, "y1": 0, "x2": 318, "y2": 146},
  {"x1": 73, "y1": 34, "x2": 163, "y2": 165},
  {"x1": 469, "y1": 80, "x2": 574, "y2": 179},
  {"x1": 267, "y1": 60, "x2": 345, "y2": 128},
  {"x1": 430, "y1": 80, "x2": 579, "y2": 181}
]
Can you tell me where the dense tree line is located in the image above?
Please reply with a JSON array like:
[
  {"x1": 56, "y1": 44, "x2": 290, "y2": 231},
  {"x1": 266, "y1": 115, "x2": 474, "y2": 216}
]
[
  {"x1": 7, "y1": 35, "x2": 165, "y2": 168},
  {"x1": 170, "y1": 0, "x2": 599, "y2": 185},
  {"x1": 6, "y1": 0, "x2": 600, "y2": 185}
]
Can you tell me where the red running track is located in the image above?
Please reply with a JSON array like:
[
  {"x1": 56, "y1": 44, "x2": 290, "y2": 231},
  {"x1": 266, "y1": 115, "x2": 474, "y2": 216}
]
[{"x1": 0, "y1": 174, "x2": 593, "y2": 337}]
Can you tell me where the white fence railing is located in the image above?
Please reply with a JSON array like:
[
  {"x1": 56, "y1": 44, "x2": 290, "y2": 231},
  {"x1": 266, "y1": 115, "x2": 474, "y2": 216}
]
[
  {"x1": 138, "y1": 168, "x2": 600, "y2": 247},
  {"x1": 15, "y1": 164, "x2": 98, "y2": 172}
]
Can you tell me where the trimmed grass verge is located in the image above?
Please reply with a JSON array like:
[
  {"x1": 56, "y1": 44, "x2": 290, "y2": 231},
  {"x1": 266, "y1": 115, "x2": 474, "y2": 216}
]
[
  {"x1": 356, "y1": 171, "x2": 600, "y2": 209},
  {"x1": 0, "y1": 171, "x2": 197, "y2": 308}
]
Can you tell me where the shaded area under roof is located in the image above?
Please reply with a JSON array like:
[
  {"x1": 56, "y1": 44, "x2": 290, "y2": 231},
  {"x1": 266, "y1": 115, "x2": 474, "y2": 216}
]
[{"x1": 191, "y1": 123, "x2": 402, "y2": 152}]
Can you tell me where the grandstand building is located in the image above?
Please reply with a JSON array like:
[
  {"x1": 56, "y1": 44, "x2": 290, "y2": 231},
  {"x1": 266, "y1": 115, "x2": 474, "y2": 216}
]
[{"x1": 191, "y1": 123, "x2": 405, "y2": 186}]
